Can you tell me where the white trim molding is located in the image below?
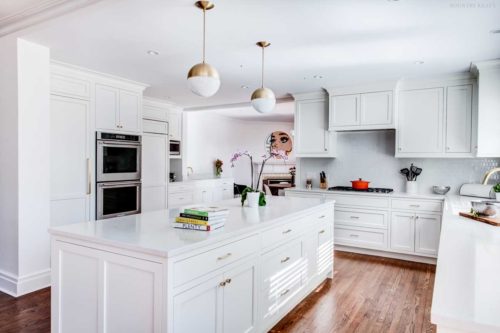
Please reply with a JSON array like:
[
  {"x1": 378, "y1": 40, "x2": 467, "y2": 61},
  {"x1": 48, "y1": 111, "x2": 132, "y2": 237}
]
[{"x1": 0, "y1": 269, "x2": 51, "y2": 297}]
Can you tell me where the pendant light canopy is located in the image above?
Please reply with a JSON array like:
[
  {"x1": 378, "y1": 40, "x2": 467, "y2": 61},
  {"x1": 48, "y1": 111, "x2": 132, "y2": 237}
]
[
  {"x1": 251, "y1": 41, "x2": 276, "y2": 114},
  {"x1": 187, "y1": 1, "x2": 220, "y2": 97}
]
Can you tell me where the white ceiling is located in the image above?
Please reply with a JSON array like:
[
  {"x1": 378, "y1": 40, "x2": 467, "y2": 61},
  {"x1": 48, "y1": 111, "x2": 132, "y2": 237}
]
[
  {"x1": 12, "y1": 0, "x2": 500, "y2": 109},
  {"x1": 211, "y1": 101, "x2": 294, "y2": 122}
]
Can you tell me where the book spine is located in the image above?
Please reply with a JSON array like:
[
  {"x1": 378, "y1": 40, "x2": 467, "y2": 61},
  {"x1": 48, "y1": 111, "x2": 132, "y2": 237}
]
[
  {"x1": 179, "y1": 213, "x2": 209, "y2": 221},
  {"x1": 173, "y1": 223, "x2": 223, "y2": 231},
  {"x1": 183, "y1": 209, "x2": 209, "y2": 217},
  {"x1": 175, "y1": 217, "x2": 210, "y2": 225}
]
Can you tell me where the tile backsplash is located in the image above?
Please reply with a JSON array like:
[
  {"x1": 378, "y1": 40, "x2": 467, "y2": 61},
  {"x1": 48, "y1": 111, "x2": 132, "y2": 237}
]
[{"x1": 299, "y1": 130, "x2": 500, "y2": 194}]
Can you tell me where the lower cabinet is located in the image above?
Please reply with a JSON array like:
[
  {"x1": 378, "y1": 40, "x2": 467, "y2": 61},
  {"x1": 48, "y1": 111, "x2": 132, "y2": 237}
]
[
  {"x1": 390, "y1": 212, "x2": 415, "y2": 253},
  {"x1": 390, "y1": 212, "x2": 441, "y2": 257},
  {"x1": 173, "y1": 258, "x2": 258, "y2": 333},
  {"x1": 168, "y1": 179, "x2": 234, "y2": 209}
]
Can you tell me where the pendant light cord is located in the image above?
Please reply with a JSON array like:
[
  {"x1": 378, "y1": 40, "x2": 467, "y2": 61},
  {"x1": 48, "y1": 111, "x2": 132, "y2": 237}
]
[
  {"x1": 202, "y1": 8, "x2": 206, "y2": 63},
  {"x1": 261, "y1": 46, "x2": 265, "y2": 88}
]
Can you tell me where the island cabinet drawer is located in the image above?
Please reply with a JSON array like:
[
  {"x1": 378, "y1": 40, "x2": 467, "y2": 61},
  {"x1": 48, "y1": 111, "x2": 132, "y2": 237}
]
[
  {"x1": 335, "y1": 208, "x2": 388, "y2": 229},
  {"x1": 173, "y1": 234, "x2": 259, "y2": 287},
  {"x1": 261, "y1": 219, "x2": 306, "y2": 249},
  {"x1": 392, "y1": 199, "x2": 443, "y2": 213},
  {"x1": 169, "y1": 184, "x2": 195, "y2": 194},
  {"x1": 261, "y1": 241, "x2": 303, "y2": 291},
  {"x1": 168, "y1": 192, "x2": 194, "y2": 208},
  {"x1": 334, "y1": 226, "x2": 388, "y2": 250},
  {"x1": 325, "y1": 194, "x2": 390, "y2": 209}
]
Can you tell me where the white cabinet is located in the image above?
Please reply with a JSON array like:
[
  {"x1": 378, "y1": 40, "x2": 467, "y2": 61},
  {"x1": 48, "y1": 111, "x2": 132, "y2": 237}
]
[
  {"x1": 142, "y1": 129, "x2": 168, "y2": 212},
  {"x1": 173, "y1": 259, "x2": 258, "y2": 333},
  {"x1": 95, "y1": 84, "x2": 142, "y2": 133},
  {"x1": 293, "y1": 92, "x2": 336, "y2": 158},
  {"x1": 390, "y1": 212, "x2": 415, "y2": 253},
  {"x1": 330, "y1": 90, "x2": 393, "y2": 130},
  {"x1": 193, "y1": 187, "x2": 213, "y2": 204},
  {"x1": 396, "y1": 81, "x2": 476, "y2": 158},
  {"x1": 446, "y1": 85, "x2": 473, "y2": 153},
  {"x1": 168, "y1": 110, "x2": 182, "y2": 141},
  {"x1": 168, "y1": 179, "x2": 234, "y2": 209},
  {"x1": 397, "y1": 88, "x2": 444, "y2": 155},
  {"x1": 50, "y1": 95, "x2": 92, "y2": 226}
]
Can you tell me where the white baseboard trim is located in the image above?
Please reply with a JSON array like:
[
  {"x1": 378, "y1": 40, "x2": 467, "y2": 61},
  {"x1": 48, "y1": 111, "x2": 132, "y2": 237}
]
[
  {"x1": 0, "y1": 269, "x2": 51, "y2": 297},
  {"x1": 335, "y1": 245, "x2": 437, "y2": 265}
]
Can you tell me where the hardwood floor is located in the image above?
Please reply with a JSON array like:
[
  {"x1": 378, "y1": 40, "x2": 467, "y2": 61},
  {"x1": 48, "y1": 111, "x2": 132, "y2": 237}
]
[{"x1": 0, "y1": 251, "x2": 435, "y2": 333}]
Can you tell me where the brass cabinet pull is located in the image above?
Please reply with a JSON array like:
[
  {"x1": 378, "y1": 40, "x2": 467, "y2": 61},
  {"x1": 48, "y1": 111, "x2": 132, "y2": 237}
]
[
  {"x1": 350, "y1": 216, "x2": 360, "y2": 219},
  {"x1": 318, "y1": 215, "x2": 326, "y2": 219},
  {"x1": 319, "y1": 230, "x2": 325, "y2": 234},
  {"x1": 280, "y1": 289, "x2": 290, "y2": 297},
  {"x1": 87, "y1": 158, "x2": 91, "y2": 195},
  {"x1": 217, "y1": 253, "x2": 232, "y2": 261},
  {"x1": 410, "y1": 204, "x2": 420, "y2": 208},
  {"x1": 225, "y1": 278, "x2": 231, "y2": 284},
  {"x1": 282, "y1": 229, "x2": 292, "y2": 235},
  {"x1": 349, "y1": 234, "x2": 359, "y2": 238},
  {"x1": 281, "y1": 256, "x2": 290, "y2": 263},
  {"x1": 219, "y1": 281, "x2": 226, "y2": 287}
]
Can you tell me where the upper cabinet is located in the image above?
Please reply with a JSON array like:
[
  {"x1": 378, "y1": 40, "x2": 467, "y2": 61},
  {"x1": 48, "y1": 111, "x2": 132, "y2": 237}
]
[
  {"x1": 327, "y1": 82, "x2": 396, "y2": 131},
  {"x1": 95, "y1": 84, "x2": 143, "y2": 133},
  {"x1": 293, "y1": 91, "x2": 337, "y2": 158},
  {"x1": 143, "y1": 98, "x2": 183, "y2": 141},
  {"x1": 396, "y1": 76, "x2": 477, "y2": 158}
]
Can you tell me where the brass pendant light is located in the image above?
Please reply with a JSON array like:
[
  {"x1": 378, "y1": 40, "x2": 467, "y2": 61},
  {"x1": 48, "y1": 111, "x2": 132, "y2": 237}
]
[
  {"x1": 251, "y1": 41, "x2": 276, "y2": 113},
  {"x1": 187, "y1": 1, "x2": 220, "y2": 97}
]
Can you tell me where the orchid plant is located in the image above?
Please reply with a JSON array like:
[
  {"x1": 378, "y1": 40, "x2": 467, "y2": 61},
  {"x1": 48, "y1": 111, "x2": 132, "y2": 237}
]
[{"x1": 230, "y1": 149, "x2": 288, "y2": 206}]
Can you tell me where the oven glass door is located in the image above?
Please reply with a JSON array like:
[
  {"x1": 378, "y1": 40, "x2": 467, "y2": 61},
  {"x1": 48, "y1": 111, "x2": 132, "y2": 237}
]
[
  {"x1": 97, "y1": 141, "x2": 141, "y2": 182},
  {"x1": 97, "y1": 182, "x2": 141, "y2": 219}
]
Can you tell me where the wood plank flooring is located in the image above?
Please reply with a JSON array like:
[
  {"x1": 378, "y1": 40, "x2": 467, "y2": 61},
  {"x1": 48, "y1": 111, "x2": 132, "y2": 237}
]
[{"x1": 0, "y1": 251, "x2": 435, "y2": 333}]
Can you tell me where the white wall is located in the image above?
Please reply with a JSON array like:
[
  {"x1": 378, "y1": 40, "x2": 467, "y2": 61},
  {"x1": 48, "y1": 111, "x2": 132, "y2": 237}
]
[
  {"x1": 184, "y1": 111, "x2": 294, "y2": 186},
  {"x1": 299, "y1": 130, "x2": 500, "y2": 195},
  {"x1": 0, "y1": 38, "x2": 51, "y2": 296}
]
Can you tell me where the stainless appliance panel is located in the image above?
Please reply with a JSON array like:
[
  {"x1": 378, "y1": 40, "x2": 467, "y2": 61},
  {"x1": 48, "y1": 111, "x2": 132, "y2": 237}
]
[
  {"x1": 97, "y1": 181, "x2": 141, "y2": 219},
  {"x1": 97, "y1": 140, "x2": 141, "y2": 182}
]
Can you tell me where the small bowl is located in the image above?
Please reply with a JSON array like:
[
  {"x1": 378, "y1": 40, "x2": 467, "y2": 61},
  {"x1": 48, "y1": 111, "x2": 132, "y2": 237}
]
[
  {"x1": 471, "y1": 200, "x2": 498, "y2": 217},
  {"x1": 433, "y1": 186, "x2": 451, "y2": 195}
]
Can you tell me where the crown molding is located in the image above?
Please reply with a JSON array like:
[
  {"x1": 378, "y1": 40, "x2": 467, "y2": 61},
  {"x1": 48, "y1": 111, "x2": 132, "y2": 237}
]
[{"x1": 0, "y1": 0, "x2": 102, "y2": 37}]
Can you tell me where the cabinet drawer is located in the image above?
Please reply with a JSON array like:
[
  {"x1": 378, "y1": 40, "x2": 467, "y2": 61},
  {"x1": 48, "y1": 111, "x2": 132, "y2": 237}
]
[
  {"x1": 335, "y1": 208, "x2": 387, "y2": 229},
  {"x1": 143, "y1": 105, "x2": 168, "y2": 122},
  {"x1": 143, "y1": 119, "x2": 168, "y2": 135},
  {"x1": 326, "y1": 194, "x2": 389, "y2": 209},
  {"x1": 335, "y1": 226, "x2": 387, "y2": 250},
  {"x1": 262, "y1": 241, "x2": 303, "y2": 290},
  {"x1": 168, "y1": 192, "x2": 194, "y2": 208},
  {"x1": 260, "y1": 272, "x2": 302, "y2": 324},
  {"x1": 51, "y1": 74, "x2": 90, "y2": 99},
  {"x1": 392, "y1": 199, "x2": 442, "y2": 213},
  {"x1": 262, "y1": 219, "x2": 305, "y2": 249},
  {"x1": 169, "y1": 184, "x2": 195, "y2": 194},
  {"x1": 173, "y1": 235, "x2": 259, "y2": 287}
]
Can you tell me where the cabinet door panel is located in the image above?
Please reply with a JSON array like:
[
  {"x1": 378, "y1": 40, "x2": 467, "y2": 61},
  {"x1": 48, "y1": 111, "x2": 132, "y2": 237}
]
[
  {"x1": 194, "y1": 188, "x2": 213, "y2": 204},
  {"x1": 415, "y1": 214, "x2": 441, "y2": 256},
  {"x1": 119, "y1": 90, "x2": 141, "y2": 132},
  {"x1": 446, "y1": 85, "x2": 473, "y2": 153},
  {"x1": 168, "y1": 111, "x2": 182, "y2": 141},
  {"x1": 50, "y1": 95, "x2": 90, "y2": 225},
  {"x1": 142, "y1": 134, "x2": 168, "y2": 187},
  {"x1": 331, "y1": 94, "x2": 359, "y2": 127},
  {"x1": 173, "y1": 276, "x2": 221, "y2": 333},
  {"x1": 398, "y1": 88, "x2": 444, "y2": 153},
  {"x1": 360, "y1": 91, "x2": 392, "y2": 125},
  {"x1": 95, "y1": 84, "x2": 119, "y2": 130},
  {"x1": 142, "y1": 186, "x2": 167, "y2": 212},
  {"x1": 390, "y1": 212, "x2": 415, "y2": 252},
  {"x1": 223, "y1": 261, "x2": 258, "y2": 333},
  {"x1": 296, "y1": 99, "x2": 328, "y2": 154}
]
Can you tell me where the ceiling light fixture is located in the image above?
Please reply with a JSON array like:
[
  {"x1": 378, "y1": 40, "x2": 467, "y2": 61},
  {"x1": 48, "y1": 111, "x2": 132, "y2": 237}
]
[
  {"x1": 251, "y1": 41, "x2": 275, "y2": 114},
  {"x1": 187, "y1": 1, "x2": 220, "y2": 97},
  {"x1": 147, "y1": 50, "x2": 159, "y2": 56},
  {"x1": 313, "y1": 75, "x2": 324, "y2": 79},
  {"x1": 414, "y1": 60, "x2": 425, "y2": 65},
  {"x1": 241, "y1": 85, "x2": 249, "y2": 89},
  {"x1": 490, "y1": 29, "x2": 500, "y2": 34}
]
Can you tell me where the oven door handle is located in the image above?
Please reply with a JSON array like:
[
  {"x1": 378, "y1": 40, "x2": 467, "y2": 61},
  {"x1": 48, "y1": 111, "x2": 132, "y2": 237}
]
[
  {"x1": 98, "y1": 182, "x2": 141, "y2": 188},
  {"x1": 98, "y1": 140, "x2": 141, "y2": 147}
]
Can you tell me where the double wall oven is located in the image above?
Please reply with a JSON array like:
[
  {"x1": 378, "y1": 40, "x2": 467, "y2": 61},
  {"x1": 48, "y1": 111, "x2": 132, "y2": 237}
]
[{"x1": 96, "y1": 132, "x2": 141, "y2": 219}]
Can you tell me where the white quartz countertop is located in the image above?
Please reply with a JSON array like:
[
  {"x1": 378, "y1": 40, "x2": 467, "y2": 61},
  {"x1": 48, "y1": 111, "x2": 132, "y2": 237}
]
[
  {"x1": 170, "y1": 176, "x2": 233, "y2": 184},
  {"x1": 431, "y1": 195, "x2": 500, "y2": 333},
  {"x1": 286, "y1": 187, "x2": 445, "y2": 201},
  {"x1": 49, "y1": 197, "x2": 333, "y2": 258}
]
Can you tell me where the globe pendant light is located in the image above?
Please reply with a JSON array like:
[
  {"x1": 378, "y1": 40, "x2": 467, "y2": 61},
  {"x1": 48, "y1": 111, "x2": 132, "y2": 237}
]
[
  {"x1": 187, "y1": 1, "x2": 220, "y2": 97},
  {"x1": 251, "y1": 41, "x2": 276, "y2": 113}
]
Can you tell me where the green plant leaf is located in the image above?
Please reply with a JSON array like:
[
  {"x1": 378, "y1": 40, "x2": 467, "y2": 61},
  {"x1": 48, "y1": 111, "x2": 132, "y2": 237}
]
[
  {"x1": 241, "y1": 187, "x2": 253, "y2": 206},
  {"x1": 259, "y1": 192, "x2": 267, "y2": 206},
  {"x1": 494, "y1": 183, "x2": 500, "y2": 193}
]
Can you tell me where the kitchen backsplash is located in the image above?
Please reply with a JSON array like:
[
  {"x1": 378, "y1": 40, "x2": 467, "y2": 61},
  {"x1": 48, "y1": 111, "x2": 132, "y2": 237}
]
[{"x1": 299, "y1": 130, "x2": 500, "y2": 195}]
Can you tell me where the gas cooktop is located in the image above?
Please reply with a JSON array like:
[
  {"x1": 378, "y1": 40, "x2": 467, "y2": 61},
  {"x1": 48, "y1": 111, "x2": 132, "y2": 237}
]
[{"x1": 328, "y1": 186, "x2": 394, "y2": 194}]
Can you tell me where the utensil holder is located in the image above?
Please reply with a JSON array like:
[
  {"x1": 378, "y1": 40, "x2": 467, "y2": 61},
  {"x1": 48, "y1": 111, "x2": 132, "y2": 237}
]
[
  {"x1": 406, "y1": 181, "x2": 418, "y2": 194},
  {"x1": 319, "y1": 181, "x2": 328, "y2": 190}
]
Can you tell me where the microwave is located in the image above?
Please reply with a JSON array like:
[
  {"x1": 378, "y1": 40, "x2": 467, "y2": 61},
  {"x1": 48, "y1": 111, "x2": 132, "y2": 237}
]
[
  {"x1": 96, "y1": 132, "x2": 141, "y2": 182},
  {"x1": 170, "y1": 140, "x2": 181, "y2": 155}
]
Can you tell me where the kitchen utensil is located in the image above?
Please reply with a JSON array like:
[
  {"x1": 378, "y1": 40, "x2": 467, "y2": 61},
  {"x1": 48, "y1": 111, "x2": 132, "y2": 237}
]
[
  {"x1": 432, "y1": 186, "x2": 451, "y2": 195},
  {"x1": 351, "y1": 178, "x2": 370, "y2": 190},
  {"x1": 470, "y1": 200, "x2": 499, "y2": 217},
  {"x1": 459, "y1": 212, "x2": 500, "y2": 226},
  {"x1": 459, "y1": 184, "x2": 496, "y2": 199},
  {"x1": 400, "y1": 168, "x2": 410, "y2": 181},
  {"x1": 412, "y1": 167, "x2": 422, "y2": 180}
]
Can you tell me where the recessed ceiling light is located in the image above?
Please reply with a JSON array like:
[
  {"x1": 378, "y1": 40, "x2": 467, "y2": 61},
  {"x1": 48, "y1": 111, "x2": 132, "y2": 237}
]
[
  {"x1": 490, "y1": 29, "x2": 500, "y2": 34},
  {"x1": 147, "y1": 50, "x2": 159, "y2": 56},
  {"x1": 414, "y1": 61, "x2": 425, "y2": 65},
  {"x1": 313, "y1": 75, "x2": 324, "y2": 79},
  {"x1": 241, "y1": 85, "x2": 249, "y2": 89}
]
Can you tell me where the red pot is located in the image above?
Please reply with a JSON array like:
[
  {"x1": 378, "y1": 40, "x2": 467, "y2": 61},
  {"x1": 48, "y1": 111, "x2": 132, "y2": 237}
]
[{"x1": 351, "y1": 178, "x2": 370, "y2": 190}]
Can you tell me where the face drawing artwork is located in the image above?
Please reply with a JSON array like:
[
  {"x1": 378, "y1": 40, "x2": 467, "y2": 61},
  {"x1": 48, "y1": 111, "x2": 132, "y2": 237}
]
[{"x1": 266, "y1": 131, "x2": 292, "y2": 158}]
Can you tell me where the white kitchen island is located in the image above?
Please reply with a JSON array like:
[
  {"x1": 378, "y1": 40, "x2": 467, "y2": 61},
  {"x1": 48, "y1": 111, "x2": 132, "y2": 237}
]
[{"x1": 49, "y1": 196, "x2": 334, "y2": 333}]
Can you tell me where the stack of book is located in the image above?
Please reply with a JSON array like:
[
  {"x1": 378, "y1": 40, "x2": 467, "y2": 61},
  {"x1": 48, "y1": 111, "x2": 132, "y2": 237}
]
[{"x1": 174, "y1": 206, "x2": 229, "y2": 231}]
